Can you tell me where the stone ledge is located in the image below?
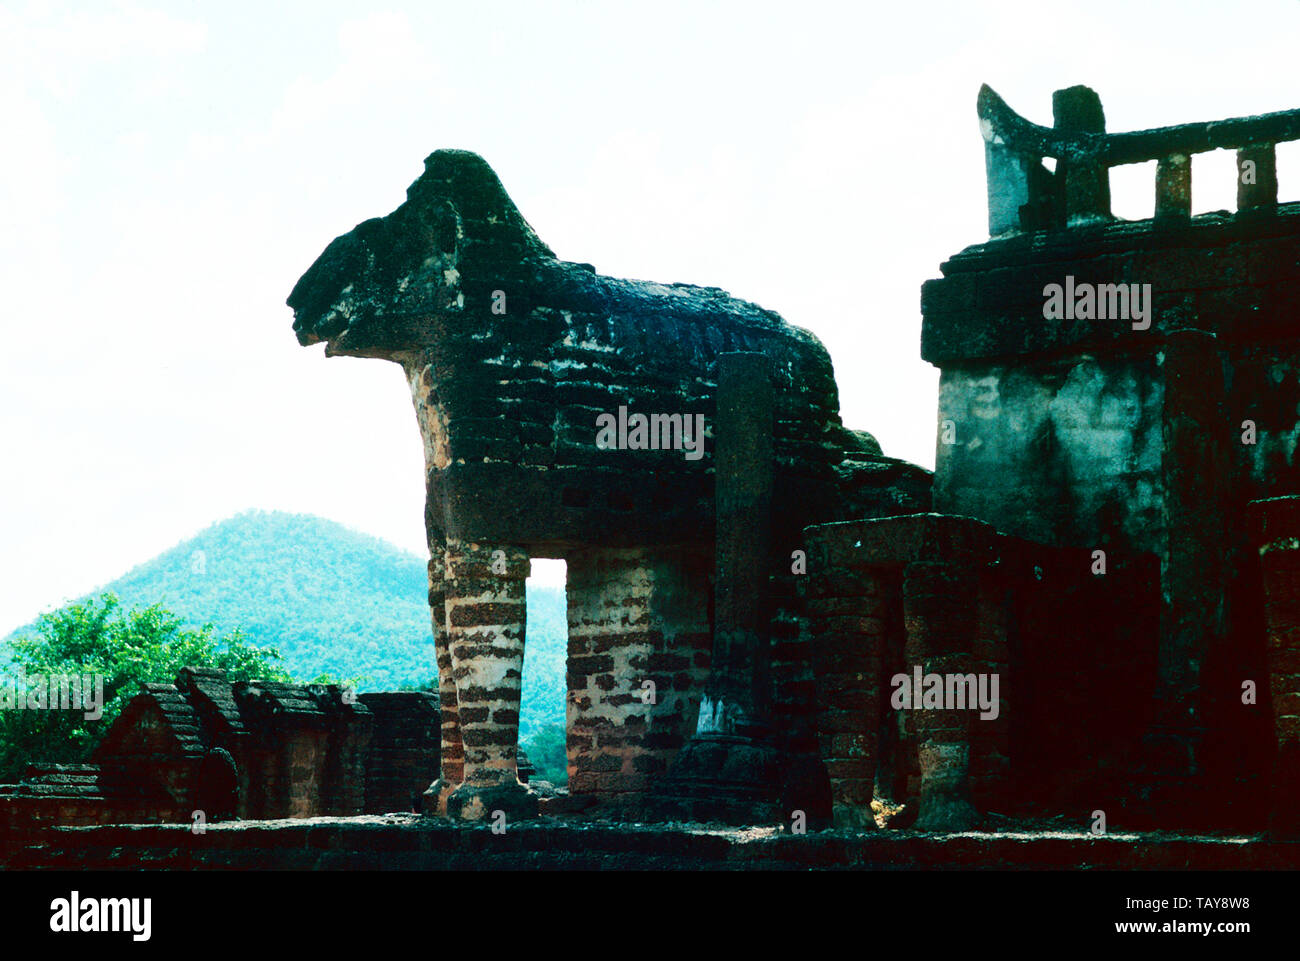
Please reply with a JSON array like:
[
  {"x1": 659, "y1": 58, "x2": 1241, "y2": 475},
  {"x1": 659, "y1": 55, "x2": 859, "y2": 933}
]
[
  {"x1": 920, "y1": 203, "x2": 1300, "y2": 364},
  {"x1": 4, "y1": 815, "x2": 1296, "y2": 871}
]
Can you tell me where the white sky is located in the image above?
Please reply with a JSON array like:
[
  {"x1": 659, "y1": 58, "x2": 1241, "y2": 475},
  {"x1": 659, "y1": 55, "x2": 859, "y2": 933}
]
[{"x1": 3, "y1": 0, "x2": 1299, "y2": 634}]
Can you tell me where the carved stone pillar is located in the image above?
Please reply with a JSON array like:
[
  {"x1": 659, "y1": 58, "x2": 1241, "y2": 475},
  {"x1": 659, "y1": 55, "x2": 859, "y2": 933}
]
[
  {"x1": 701, "y1": 351, "x2": 775, "y2": 739},
  {"x1": 651, "y1": 352, "x2": 783, "y2": 823},
  {"x1": 1144, "y1": 329, "x2": 1227, "y2": 815}
]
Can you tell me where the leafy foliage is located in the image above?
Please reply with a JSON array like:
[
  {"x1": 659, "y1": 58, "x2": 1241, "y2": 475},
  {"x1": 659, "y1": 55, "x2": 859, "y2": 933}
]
[
  {"x1": 0, "y1": 594, "x2": 290, "y2": 782},
  {"x1": 521, "y1": 721, "x2": 568, "y2": 787}
]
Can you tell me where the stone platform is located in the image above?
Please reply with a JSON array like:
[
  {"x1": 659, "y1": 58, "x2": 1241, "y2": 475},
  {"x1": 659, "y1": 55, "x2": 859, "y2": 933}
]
[{"x1": 3, "y1": 815, "x2": 1296, "y2": 870}]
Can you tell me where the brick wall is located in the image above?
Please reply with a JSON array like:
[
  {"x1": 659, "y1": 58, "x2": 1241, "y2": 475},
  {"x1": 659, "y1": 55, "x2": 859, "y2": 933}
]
[{"x1": 565, "y1": 547, "x2": 711, "y2": 801}]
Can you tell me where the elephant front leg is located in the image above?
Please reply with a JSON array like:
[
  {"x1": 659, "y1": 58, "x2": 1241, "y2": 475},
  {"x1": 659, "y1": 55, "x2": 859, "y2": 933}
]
[
  {"x1": 444, "y1": 541, "x2": 538, "y2": 821},
  {"x1": 423, "y1": 544, "x2": 465, "y2": 815}
]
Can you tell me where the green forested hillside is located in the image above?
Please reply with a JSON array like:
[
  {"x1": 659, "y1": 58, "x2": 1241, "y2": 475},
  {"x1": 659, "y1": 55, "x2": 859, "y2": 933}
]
[{"x1": 2, "y1": 511, "x2": 567, "y2": 741}]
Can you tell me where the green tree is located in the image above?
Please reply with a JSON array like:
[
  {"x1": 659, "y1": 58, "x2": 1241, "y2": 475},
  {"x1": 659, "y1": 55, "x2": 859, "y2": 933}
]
[
  {"x1": 521, "y1": 721, "x2": 568, "y2": 787},
  {"x1": 0, "y1": 593, "x2": 290, "y2": 782},
  {"x1": 398, "y1": 676, "x2": 438, "y2": 693}
]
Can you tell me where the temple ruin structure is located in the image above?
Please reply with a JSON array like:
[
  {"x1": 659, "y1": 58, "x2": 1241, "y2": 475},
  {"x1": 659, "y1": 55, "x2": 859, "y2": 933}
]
[
  {"x1": 10, "y1": 83, "x2": 1300, "y2": 853},
  {"x1": 283, "y1": 84, "x2": 1300, "y2": 835}
]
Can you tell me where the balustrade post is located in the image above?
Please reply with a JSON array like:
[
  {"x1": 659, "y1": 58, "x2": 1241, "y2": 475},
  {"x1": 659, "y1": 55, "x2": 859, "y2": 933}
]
[
  {"x1": 1237, "y1": 144, "x2": 1278, "y2": 210},
  {"x1": 1054, "y1": 85, "x2": 1111, "y2": 225},
  {"x1": 1155, "y1": 153, "x2": 1192, "y2": 220}
]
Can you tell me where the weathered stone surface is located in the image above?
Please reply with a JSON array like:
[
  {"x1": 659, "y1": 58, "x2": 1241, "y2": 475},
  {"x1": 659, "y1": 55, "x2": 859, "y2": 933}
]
[
  {"x1": 287, "y1": 150, "x2": 879, "y2": 554},
  {"x1": 916, "y1": 85, "x2": 1300, "y2": 829},
  {"x1": 15, "y1": 85, "x2": 1300, "y2": 857},
  {"x1": 803, "y1": 512, "x2": 1161, "y2": 828},
  {"x1": 360, "y1": 691, "x2": 441, "y2": 815}
]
